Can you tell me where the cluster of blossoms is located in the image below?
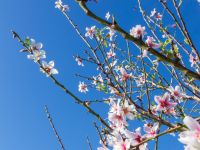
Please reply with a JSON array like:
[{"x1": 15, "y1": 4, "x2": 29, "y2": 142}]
[
  {"x1": 153, "y1": 85, "x2": 185, "y2": 115},
  {"x1": 97, "y1": 99, "x2": 160, "y2": 150},
  {"x1": 75, "y1": 8, "x2": 196, "y2": 150},
  {"x1": 26, "y1": 38, "x2": 58, "y2": 76},
  {"x1": 55, "y1": 0, "x2": 69, "y2": 12},
  {"x1": 129, "y1": 24, "x2": 161, "y2": 58}
]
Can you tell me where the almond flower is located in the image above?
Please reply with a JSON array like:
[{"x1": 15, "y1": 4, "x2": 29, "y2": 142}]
[
  {"x1": 120, "y1": 67, "x2": 132, "y2": 81},
  {"x1": 130, "y1": 25, "x2": 146, "y2": 39},
  {"x1": 168, "y1": 85, "x2": 185, "y2": 101},
  {"x1": 122, "y1": 100, "x2": 136, "y2": 120},
  {"x1": 55, "y1": 0, "x2": 69, "y2": 12},
  {"x1": 108, "y1": 99, "x2": 128, "y2": 129},
  {"x1": 154, "y1": 92, "x2": 177, "y2": 112},
  {"x1": 78, "y1": 81, "x2": 88, "y2": 93},
  {"x1": 108, "y1": 112, "x2": 127, "y2": 129},
  {"x1": 143, "y1": 122, "x2": 159, "y2": 138},
  {"x1": 85, "y1": 26, "x2": 96, "y2": 39},
  {"x1": 30, "y1": 39, "x2": 43, "y2": 51},
  {"x1": 150, "y1": 8, "x2": 162, "y2": 21},
  {"x1": 154, "y1": 13, "x2": 162, "y2": 21},
  {"x1": 107, "y1": 49, "x2": 116, "y2": 59},
  {"x1": 41, "y1": 61, "x2": 58, "y2": 76},
  {"x1": 113, "y1": 138, "x2": 130, "y2": 150},
  {"x1": 27, "y1": 50, "x2": 46, "y2": 62},
  {"x1": 124, "y1": 127, "x2": 148, "y2": 150},
  {"x1": 75, "y1": 56, "x2": 84, "y2": 66},
  {"x1": 179, "y1": 116, "x2": 200, "y2": 150},
  {"x1": 145, "y1": 36, "x2": 161, "y2": 49}
]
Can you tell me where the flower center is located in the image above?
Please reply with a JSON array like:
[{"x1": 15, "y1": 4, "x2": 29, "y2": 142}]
[
  {"x1": 44, "y1": 67, "x2": 51, "y2": 74},
  {"x1": 173, "y1": 91, "x2": 179, "y2": 97},
  {"x1": 160, "y1": 100, "x2": 169, "y2": 108}
]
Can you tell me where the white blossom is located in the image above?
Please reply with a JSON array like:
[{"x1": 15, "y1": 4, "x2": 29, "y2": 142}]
[{"x1": 41, "y1": 61, "x2": 58, "y2": 76}]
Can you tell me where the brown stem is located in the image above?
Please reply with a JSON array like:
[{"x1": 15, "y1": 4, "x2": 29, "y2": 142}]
[{"x1": 75, "y1": 0, "x2": 200, "y2": 80}]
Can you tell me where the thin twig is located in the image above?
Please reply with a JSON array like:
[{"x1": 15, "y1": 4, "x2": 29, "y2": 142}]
[
  {"x1": 86, "y1": 136, "x2": 93, "y2": 150},
  {"x1": 44, "y1": 105, "x2": 65, "y2": 150}
]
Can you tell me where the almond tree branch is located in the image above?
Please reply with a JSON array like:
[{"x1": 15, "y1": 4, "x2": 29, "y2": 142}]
[
  {"x1": 75, "y1": 0, "x2": 200, "y2": 81},
  {"x1": 130, "y1": 125, "x2": 184, "y2": 149},
  {"x1": 12, "y1": 31, "x2": 112, "y2": 131}
]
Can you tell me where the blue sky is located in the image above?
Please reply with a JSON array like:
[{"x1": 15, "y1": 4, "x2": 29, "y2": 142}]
[{"x1": 0, "y1": 0, "x2": 200, "y2": 150}]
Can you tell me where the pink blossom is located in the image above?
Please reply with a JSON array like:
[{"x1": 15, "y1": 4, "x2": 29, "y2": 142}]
[
  {"x1": 150, "y1": 8, "x2": 162, "y2": 21},
  {"x1": 124, "y1": 128, "x2": 148, "y2": 150},
  {"x1": 168, "y1": 85, "x2": 185, "y2": 101},
  {"x1": 108, "y1": 112, "x2": 127, "y2": 129},
  {"x1": 144, "y1": 123, "x2": 159, "y2": 138},
  {"x1": 107, "y1": 50, "x2": 116, "y2": 59},
  {"x1": 179, "y1": 116, "x2": 200, "y2": 150},
  {"x1": 154, "y1": 92, "x2": 177, "y2": 112},
  {"x1": 145, "y1": 36, "x2": 161, "y2": 49},
  {"x1": 150, "y1": 105, "x2": 158, "y2": 115},
  {"x1": 130, "y1": 25, "x2": 146, "y2": 39},
  {"x1": 120, "y1": 67, "x2": 132, "y2": 81},
  {"x1": 163, "y1": 107, "x2": 176, "y2": 116},
  {"x1": 27, "y1": 50, "x2": 46, "y2": 62},
  {"x1": 122, "y1": 100, "x2": 136, "y2": 120},
  {"x1": 41, "y1": 61, "x2": 58, "y2": 76},
  {"x1": 108, "y1": 99, "x2": 127, "y2": 129},
  {"x1": 154, "y1": 13, "x2": 162, "y2": 21},
  {"x1": 113, "y1": 139, "x2": 130, "y2": 150},
  {"x1": 85, "y1": 26, "x2": 96, "y2": 39},
  {"x1": 55, "y1": 0, "x2": 69, "y2": 12},
  {"x1": 75, "y1": 56, "x2": 84, "y2": 66},
  {"x1": 30, "y1": 39, "x2": 43, "y2": 51},
  {"x1": 78, "y1": 81, "x2": 88, "y2": 93}
]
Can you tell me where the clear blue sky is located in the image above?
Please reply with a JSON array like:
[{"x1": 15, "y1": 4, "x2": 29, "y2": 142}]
[{"x1": 0, "y1": 0, "x2": 200, "y2": 150}]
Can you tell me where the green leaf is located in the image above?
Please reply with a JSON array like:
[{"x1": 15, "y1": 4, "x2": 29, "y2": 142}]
[
  {"x1": 24, "y1": 37, "x2": 31, "y2": 47},
  {"x1": 161, "y1": 38, "x2": 171, "y2": 50},
  {"x1": 96, "y1": 83, "x2": 108, "y2": 93},
  {"x1": 104, "y1": 40, "x2": 108, "y2": 47}
]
